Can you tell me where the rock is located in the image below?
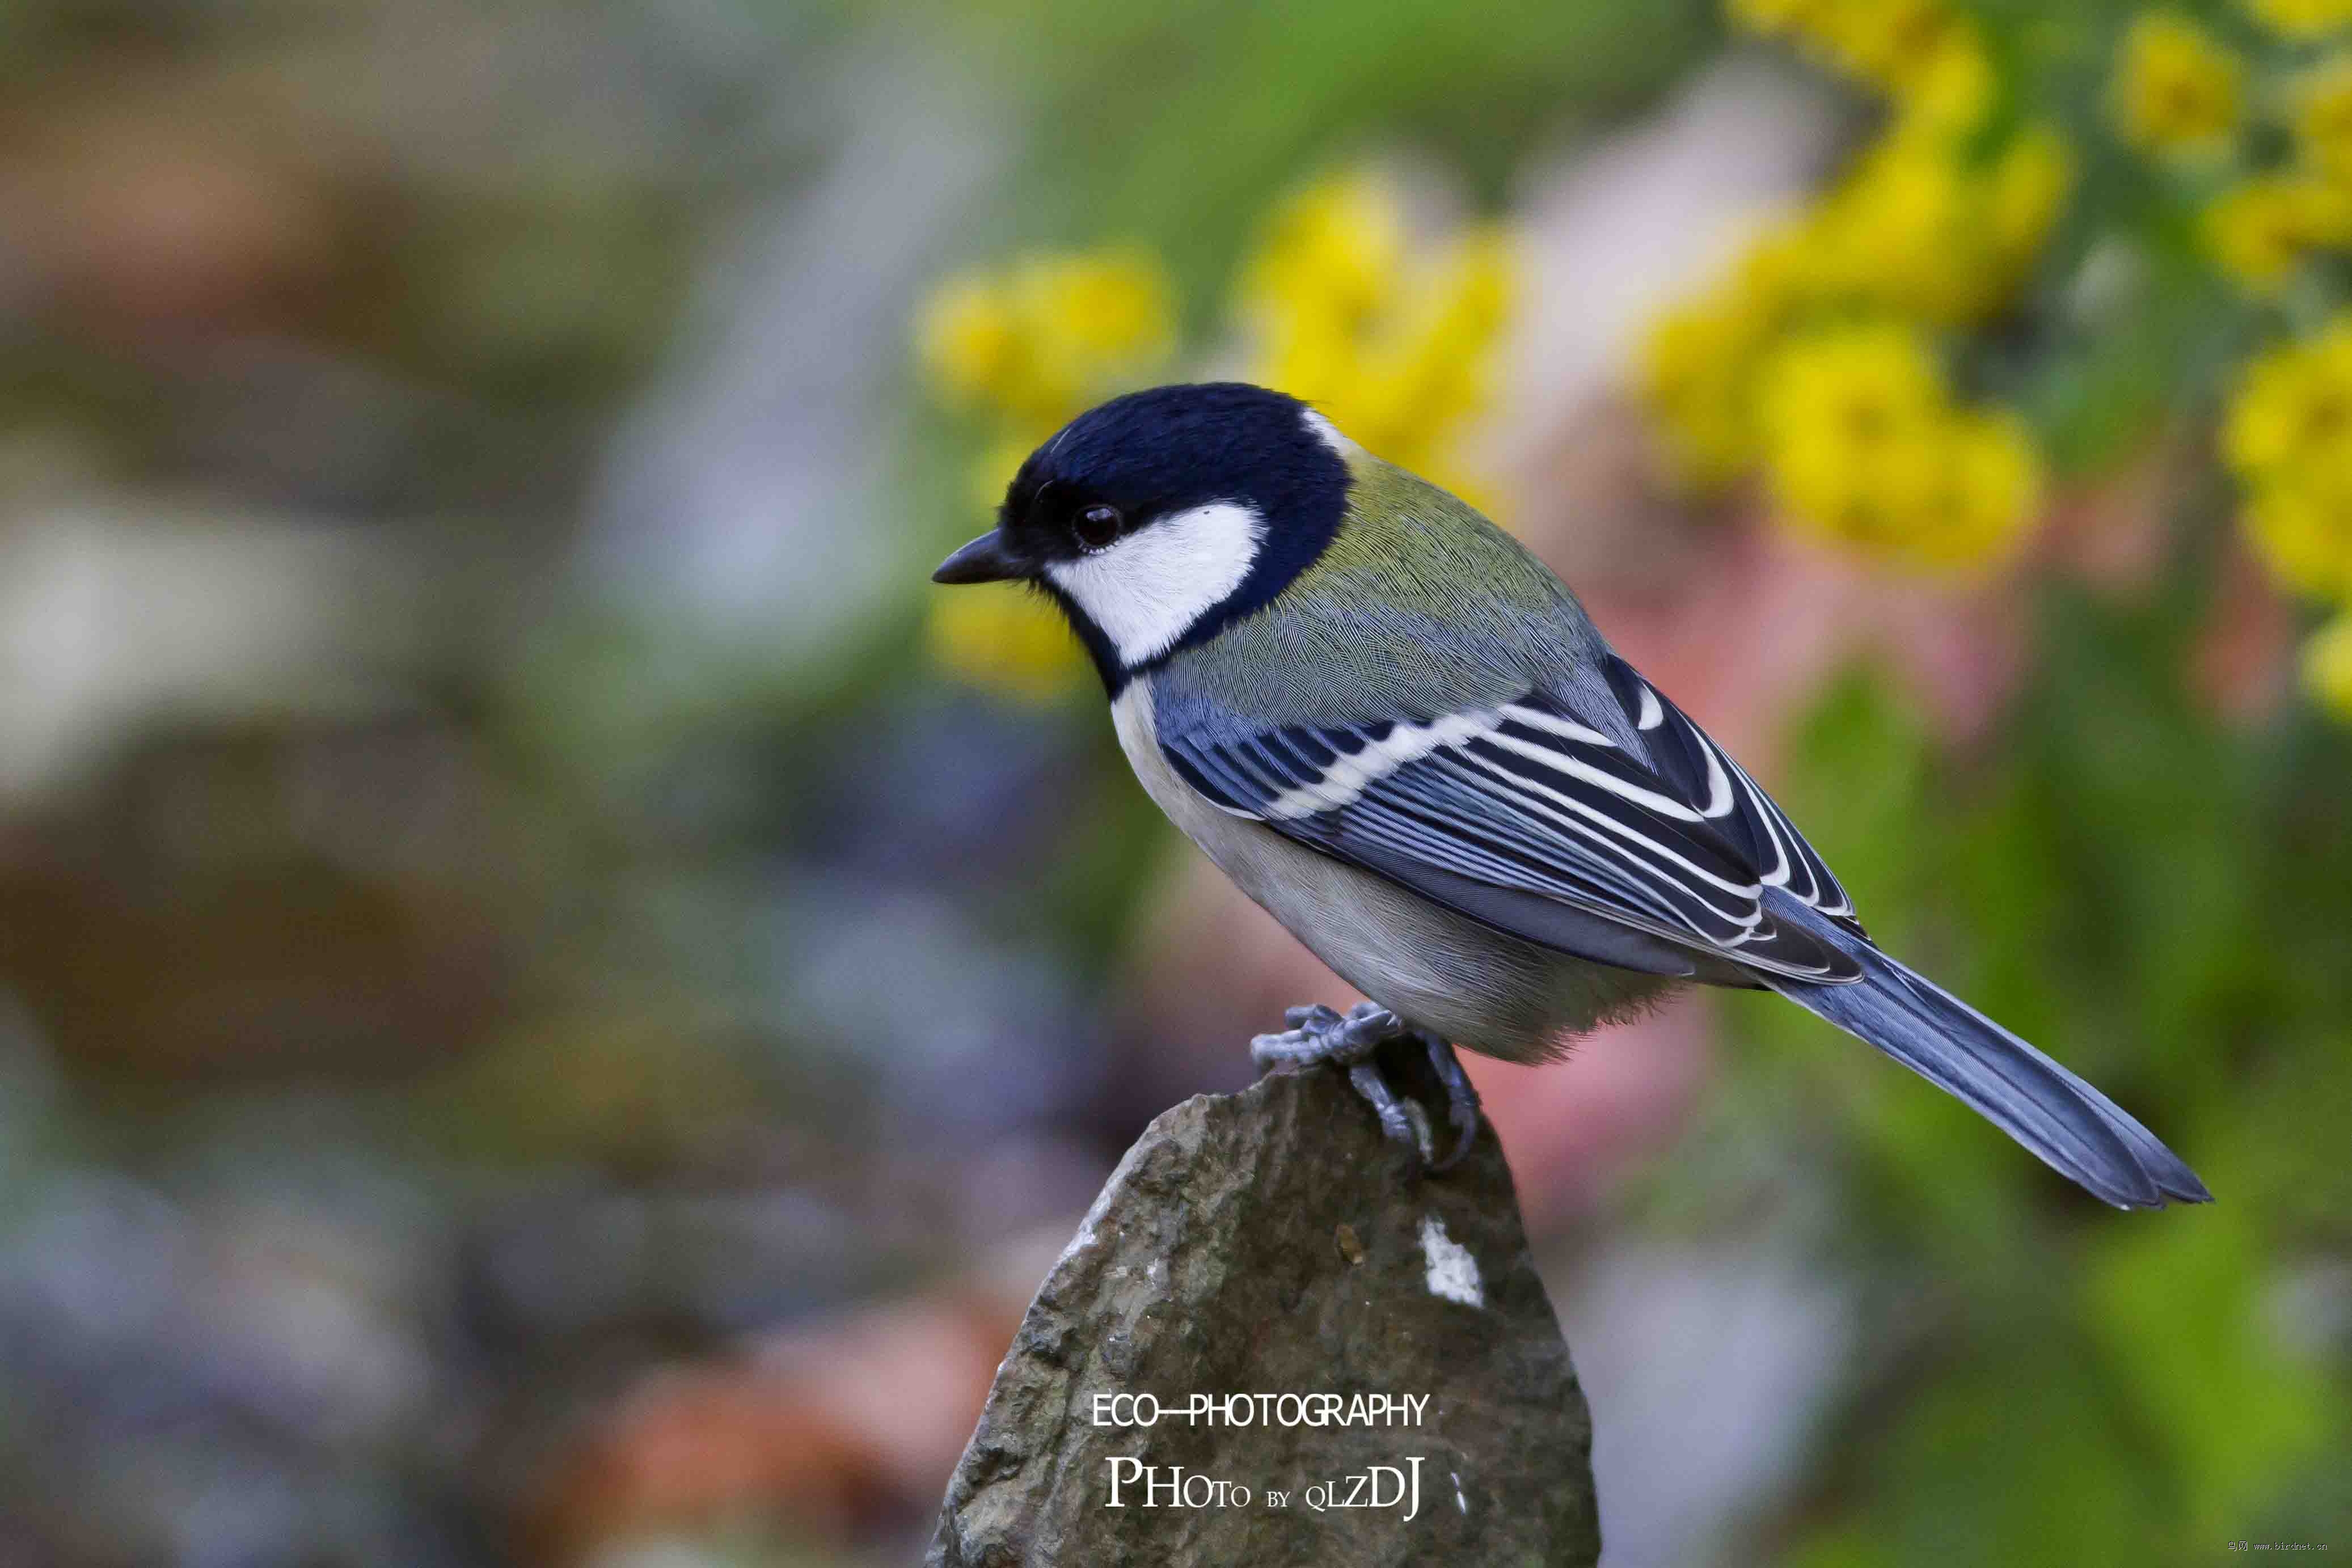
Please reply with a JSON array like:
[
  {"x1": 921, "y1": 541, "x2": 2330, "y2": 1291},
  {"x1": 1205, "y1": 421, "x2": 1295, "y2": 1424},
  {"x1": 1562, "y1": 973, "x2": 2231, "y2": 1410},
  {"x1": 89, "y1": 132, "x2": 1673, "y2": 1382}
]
[{"x1": 927, "y1": 1051, "x2": 1601, "y2": 1566}]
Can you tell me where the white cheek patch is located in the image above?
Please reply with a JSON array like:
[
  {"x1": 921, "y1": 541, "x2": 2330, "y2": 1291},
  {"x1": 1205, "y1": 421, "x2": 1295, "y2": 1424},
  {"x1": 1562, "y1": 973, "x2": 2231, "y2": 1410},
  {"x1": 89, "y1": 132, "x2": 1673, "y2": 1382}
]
[{"x1": 1046, "y1": 501, "x2": 1266, "y2": 669}]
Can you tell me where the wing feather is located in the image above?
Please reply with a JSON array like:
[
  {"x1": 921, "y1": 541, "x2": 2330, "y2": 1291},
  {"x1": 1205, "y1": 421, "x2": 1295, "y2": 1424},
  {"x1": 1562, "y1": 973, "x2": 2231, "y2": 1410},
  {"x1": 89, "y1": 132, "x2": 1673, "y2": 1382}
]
[
  {"x1": 1159, "y1": 663, "x2": 1865, "y2": 983},
  {"x1": 1599, "y1": 655, "x2": 1860, "y2": 929}
]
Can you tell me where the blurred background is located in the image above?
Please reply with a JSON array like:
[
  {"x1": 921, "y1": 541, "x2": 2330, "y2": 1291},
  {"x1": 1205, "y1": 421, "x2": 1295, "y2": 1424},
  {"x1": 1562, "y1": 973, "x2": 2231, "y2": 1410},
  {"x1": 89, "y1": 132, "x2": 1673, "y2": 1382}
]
[{"x1": 2, "y1": 0, "x2": 2348, "y2": 1563}]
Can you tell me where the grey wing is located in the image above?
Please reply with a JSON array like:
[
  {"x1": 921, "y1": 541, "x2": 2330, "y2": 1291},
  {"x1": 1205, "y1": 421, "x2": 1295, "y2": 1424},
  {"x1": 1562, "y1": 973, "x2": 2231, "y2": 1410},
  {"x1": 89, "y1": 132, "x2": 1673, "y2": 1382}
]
[
  {"x1": 1158, "y1": 653, "x2": 1866, "y2": 985},
  {"x1": 1595, "y1": 655, "x2": 1860, "y2": 932}
]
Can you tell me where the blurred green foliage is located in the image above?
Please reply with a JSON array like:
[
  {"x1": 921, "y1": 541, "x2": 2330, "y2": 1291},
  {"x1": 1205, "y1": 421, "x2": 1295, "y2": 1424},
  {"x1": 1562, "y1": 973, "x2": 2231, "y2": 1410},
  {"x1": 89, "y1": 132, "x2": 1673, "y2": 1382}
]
[
  {"x1": 1713, "y1": 576, "x2": 2352, "y2": 1563},
  {"x1": 924, "y1": 0, "x2": 1714, "y2": 295}
]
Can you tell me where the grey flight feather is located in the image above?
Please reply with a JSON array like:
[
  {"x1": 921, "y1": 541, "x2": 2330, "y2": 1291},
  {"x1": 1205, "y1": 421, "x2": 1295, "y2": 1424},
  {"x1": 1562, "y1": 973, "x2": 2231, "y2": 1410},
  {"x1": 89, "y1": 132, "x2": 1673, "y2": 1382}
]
[{"x1": 1761, "y1": 892, "x2": 2212, "y2": 1210}]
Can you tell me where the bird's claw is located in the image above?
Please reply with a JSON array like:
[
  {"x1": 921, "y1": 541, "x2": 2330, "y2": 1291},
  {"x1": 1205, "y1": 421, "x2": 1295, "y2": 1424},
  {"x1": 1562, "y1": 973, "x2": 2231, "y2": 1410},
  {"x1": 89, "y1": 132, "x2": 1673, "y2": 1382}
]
[
  {"x1": 1422, "y1": 1034, "x2": 1482, "y2": 1172},
  {"x1": 1249, "y1": 1002, "x2": 1481, "y2": 1173},
  {"x1": 1348, "y1": 1061, "x2": 1437, "y2": 1165}
]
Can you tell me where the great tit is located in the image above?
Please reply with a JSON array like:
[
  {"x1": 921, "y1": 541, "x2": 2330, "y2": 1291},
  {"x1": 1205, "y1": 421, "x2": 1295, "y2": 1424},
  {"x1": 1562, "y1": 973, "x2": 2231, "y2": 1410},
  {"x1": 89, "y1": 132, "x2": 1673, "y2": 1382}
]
[{"x1": 932, "y1": 382, "x2": 2209, "y2": 1208}]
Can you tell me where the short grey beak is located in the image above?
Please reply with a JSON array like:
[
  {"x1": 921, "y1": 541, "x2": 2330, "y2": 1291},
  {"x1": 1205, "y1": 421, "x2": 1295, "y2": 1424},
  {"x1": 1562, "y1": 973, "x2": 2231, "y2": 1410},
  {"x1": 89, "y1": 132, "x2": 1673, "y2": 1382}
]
[{"x1": 932, "y1": 529, "x2": 1023, "y2": 585}]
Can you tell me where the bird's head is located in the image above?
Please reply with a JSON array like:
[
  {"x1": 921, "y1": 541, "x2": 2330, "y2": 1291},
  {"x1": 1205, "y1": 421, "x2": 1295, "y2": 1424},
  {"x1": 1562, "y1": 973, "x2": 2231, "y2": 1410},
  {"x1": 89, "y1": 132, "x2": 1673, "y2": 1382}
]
[{"x1": 932, "y1": 382, "x2": 1353, "y2": 687}]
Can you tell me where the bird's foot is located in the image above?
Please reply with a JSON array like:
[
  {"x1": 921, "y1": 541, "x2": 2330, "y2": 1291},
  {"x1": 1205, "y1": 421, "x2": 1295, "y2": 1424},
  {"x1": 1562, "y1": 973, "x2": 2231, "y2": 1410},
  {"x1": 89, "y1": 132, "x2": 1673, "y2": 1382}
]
[
  {"x1": 1250, "y1": 1003, "x2": 1481, "y2": 1172},
  {"x1": 1249, "y1": 1001, "x2": 1400, "y2": 1071}
]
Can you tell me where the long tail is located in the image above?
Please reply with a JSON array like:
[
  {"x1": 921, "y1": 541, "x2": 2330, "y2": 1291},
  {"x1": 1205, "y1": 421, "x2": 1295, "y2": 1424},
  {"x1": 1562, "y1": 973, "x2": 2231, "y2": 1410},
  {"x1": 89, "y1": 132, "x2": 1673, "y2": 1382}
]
[{"x1": 1759, "y1": 895, "x2": 2211, "y2": 1210}]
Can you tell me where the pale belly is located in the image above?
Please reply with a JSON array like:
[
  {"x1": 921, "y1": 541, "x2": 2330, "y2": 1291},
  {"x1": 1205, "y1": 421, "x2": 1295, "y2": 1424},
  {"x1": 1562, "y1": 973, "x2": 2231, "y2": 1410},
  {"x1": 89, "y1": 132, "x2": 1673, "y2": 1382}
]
[{"x1": 1110, "y1": 683, "x2": 1674, "y2": 1061}]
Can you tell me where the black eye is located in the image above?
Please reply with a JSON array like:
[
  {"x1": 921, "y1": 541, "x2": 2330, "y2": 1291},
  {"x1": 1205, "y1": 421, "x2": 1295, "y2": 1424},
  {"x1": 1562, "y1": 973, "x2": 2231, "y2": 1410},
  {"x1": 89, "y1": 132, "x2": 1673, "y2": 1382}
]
[{"x1": 1072, "y1": 504, "x2": 1122, "y2": 550}]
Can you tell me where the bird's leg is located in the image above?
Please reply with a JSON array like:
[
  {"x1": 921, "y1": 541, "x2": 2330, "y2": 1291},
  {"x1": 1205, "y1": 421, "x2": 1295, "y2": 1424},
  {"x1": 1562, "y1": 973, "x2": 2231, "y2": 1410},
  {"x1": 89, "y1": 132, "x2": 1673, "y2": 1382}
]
[
  {"x1": 1250, "y1": 1001, "x2": 1434, "y2": 1166},
  {"x1": 1418, "y1": 1031, "x2": 1483, "y2": 1172}
]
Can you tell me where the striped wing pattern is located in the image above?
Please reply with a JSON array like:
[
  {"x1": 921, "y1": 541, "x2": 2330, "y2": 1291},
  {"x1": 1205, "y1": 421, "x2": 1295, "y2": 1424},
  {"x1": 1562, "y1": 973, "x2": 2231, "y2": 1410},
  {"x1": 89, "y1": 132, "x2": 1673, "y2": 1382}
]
[
  {"x1": 1596, "y1": 656, "x2": 1859, "y2": 930},
  {"x1": 1160, "y1": 655, "x2": 1864, "y2": 983}
]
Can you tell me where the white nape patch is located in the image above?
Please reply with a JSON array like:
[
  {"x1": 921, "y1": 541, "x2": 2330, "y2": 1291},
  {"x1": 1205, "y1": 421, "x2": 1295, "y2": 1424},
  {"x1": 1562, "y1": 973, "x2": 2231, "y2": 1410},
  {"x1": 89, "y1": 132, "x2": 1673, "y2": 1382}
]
[
  {"x1": 1302, "y1": 408, "x2": 1361, "y2": 459},
  {"x1": 1045, "y1": 501, "x2": 1265, "y2": 669},
  {"x1": 1262, "y1": 711, "x2": 1494, "y2": 818},
  {"x1": 1420, "y1": 1215, "x2": 1484, "y2": 1308}
]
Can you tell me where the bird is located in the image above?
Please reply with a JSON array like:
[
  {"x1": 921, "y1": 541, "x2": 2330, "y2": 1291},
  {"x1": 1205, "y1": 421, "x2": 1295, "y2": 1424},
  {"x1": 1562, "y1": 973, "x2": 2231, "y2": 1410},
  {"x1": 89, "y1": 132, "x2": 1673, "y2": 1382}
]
[{"x1": 931, "y1": 381, "x2": 2211, "y2": 1210}]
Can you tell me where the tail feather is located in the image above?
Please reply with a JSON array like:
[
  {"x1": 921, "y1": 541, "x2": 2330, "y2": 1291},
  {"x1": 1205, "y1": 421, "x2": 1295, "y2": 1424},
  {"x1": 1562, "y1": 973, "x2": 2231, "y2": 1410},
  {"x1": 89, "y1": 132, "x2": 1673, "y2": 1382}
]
[{"x1": 1759, "y1": 897, "x2": 2211, "y2": 1210}]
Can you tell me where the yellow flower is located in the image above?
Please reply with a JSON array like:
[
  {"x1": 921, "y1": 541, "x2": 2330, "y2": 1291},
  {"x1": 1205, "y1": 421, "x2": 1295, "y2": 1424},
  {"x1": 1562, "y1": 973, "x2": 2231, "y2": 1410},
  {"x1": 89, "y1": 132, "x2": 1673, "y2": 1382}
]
[
  {"x1": 917, "y1": 277, "x2": 1021, "y2": 408},
  {"x1": 2302, "y1": 611, "x2": 2352, "y2": 719},
  {"x1": 1732, "y1": 222, "x2": 1815, "y2": 312},
  {"x1": 1822, "y1": 0, "x2": 1958, "y2": 92},
  {"x1": 2112, "y1": 14, "x2": 2244, "y2": 158},
  {"x1": 2223, "y1": 320, "x2": 2352, "y2": 478},
  {"x1": 2241, "y1": 479, "x2": 2352, "y2": 597},
  {"x1": 1905, "y1": 408, "x2": 2043, "y2": 569},
  {"x1": 1802, "y1": 124, "x2": 2074, "y2": 324},
  {"x1": 1014, "y1": 249, "x2": 1177, "y2": 420},
  {"x1": 1805, "y1": 138, "x2": 1973, "y2": 316},
  {"x1": 914, "y1": 247, "x2": 1175, "y2": 434},
  {"x1": 1239, "y1": 171, "x2": 1407, "y2": 352},
  {"x1": 2293, "y1": 57, "x2": 2352, "y2": 180},
  {"x1": 1637, "y1": 230, "x2": 1809, "y2": 487},
  {"x1": 1335, "y1": 229, "x2": 1514, "y2": 462},
  {"x1": 1640, "y1": 297, "x2": 1772, "y2": 487},
  {"x1": 1756, "y1": 323, "x2": 2042, "y2": 570},
  {"x1": 1733, "y1": 0, "x2": 1957, "y2": 92},
  {"x1": 2203, "y1": 177, "x2": 2352, "y2": 293},
  {"x1": 1987, "y1": 126, "x2": 2077, "y2": 269},
  {"x1": 1637, "y1": 12, "x2": 2075, "y2": 537},
  {"x1": 1757, "y1": 323, "x2": 1948, "y2": 450},
  {"x1": 1727, "y1": 0, "x2": 1834, "y2": 33},
  {"x1": 1239, "y1": 171, "x2": 1515, "y2": 496},
  {"x1": 2241, "y1": 0, "x2": 2352, "y2": 40},
  {"x1": 1898, "y1": 24, "x2": 1999, "y2": 138},
  {"x1": 927, "y1": 587, "x2": 1086, "y2": 700},
  {"x1": 1756, "y1": 321, "x2": 1946, "y2": 522},
  {"x1": 2226, "y1": 319, "x2": 2352, "y2": 601}
]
